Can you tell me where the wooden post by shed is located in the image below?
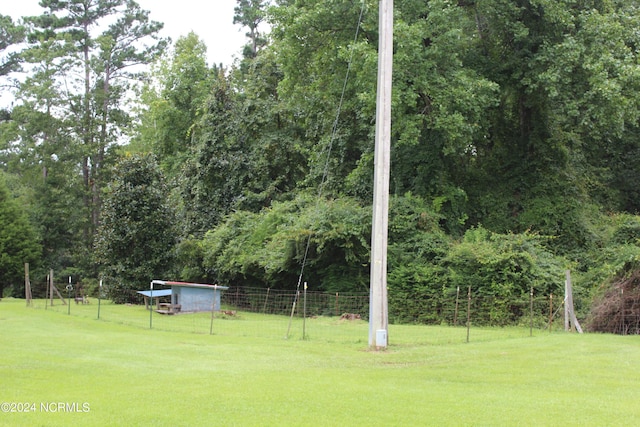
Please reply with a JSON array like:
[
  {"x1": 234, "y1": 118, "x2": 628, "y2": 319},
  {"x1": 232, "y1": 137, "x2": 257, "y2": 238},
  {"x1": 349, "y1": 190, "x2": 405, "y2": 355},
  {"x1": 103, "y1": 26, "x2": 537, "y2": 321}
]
[{"x1": 564, "y1": 270, "x2": 583, "y2": 333}]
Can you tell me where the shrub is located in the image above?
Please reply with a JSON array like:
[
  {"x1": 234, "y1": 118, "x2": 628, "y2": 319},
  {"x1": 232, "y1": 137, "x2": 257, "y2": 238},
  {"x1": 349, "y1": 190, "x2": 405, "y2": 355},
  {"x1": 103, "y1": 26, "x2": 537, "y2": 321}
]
[
  {"x1": 95, "y1": 154, "x2": 176, "y2": 303},
  {"x1": 388, "y1": 263, "x2": 450, "y2": 324},
  {"x1": 201, "y1": 194, "x2": 370, "y2": 292},
  {"x1": 441, "y1": 226, "x2": 564, "y2": 325}
]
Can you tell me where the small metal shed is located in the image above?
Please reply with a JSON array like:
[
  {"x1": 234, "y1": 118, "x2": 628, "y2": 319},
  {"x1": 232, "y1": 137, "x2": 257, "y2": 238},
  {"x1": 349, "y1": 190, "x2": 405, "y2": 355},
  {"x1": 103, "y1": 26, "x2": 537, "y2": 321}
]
[{"x1": 149, "y1": 280, "x2": 229, "y2": 313}]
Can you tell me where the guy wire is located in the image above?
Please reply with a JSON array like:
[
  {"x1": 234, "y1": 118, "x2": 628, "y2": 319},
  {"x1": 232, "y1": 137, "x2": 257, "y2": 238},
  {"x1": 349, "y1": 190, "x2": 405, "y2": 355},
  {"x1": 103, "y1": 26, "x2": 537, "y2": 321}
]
[
  {"x1": 286, "y1": 0, "x2": 368, "y2": 338},
  {"x1": 296, "y1": 0, "x2": 367, "y2": 289}
]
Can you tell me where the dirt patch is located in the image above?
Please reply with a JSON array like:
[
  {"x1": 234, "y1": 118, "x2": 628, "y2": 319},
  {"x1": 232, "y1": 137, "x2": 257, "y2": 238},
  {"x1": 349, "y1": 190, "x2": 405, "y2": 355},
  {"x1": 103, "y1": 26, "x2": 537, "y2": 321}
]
[{"x1": 340, "y1": 313, "x2": 361, "y2": 321}]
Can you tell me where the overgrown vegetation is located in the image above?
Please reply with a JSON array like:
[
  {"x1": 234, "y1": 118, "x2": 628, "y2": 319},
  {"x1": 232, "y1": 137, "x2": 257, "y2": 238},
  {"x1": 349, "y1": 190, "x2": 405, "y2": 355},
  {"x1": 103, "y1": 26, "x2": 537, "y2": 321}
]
[
  {"x1": 588, "y1": 270, "x2": 640, "y2": 334},
  {"x1": 2, "y1": 1, "x2": 640, "y2": 331}
]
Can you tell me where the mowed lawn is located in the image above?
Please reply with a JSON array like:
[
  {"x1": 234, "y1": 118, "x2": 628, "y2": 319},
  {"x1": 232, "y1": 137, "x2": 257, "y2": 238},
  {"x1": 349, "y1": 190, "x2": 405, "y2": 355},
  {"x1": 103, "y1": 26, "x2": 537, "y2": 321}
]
[{"x1": 1, "y1": 298, "x2": 639, "y2": 426}]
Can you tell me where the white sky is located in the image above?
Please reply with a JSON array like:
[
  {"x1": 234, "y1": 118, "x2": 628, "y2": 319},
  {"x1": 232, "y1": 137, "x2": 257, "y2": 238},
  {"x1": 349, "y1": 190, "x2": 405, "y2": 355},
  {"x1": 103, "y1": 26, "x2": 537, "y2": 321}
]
[{"x1": 3, "y1": 0, "x2": 248, "y2": 66}]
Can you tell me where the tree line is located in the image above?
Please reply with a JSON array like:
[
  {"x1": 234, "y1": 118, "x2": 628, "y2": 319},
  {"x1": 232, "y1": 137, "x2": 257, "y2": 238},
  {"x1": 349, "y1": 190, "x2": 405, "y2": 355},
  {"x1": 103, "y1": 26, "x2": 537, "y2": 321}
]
[{"x1": 2, "y1": 0, "x2": 640, "y2": 330}]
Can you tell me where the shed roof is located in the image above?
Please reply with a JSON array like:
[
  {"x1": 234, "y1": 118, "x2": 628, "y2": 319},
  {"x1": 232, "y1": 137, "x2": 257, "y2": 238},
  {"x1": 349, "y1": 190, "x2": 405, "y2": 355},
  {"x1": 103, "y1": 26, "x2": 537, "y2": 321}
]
[
  {"x1": 170, "y1": 283, "x2": 229, "y2": 291},
  {"x1": 151, "y1": 280, "x2": 228, "y2": 290},
  {"x1": 137, "y1": 289, "x2": 172, "y2": 298}
]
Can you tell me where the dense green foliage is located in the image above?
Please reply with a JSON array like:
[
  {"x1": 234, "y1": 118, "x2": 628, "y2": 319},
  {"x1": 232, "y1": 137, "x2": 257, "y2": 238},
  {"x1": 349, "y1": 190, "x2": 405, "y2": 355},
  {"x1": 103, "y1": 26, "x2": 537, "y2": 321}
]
[
  {"x1": 200, "y1": 193, "x2": 370, "y2": 291},
  {"x1": 3, "y1": 0, "x2": 640, "y2": 328},
  {"x1": 0, "y1": 173, "x2": 41, "y2": 296},
  {"x1": 94, "y1": 154, "x2": 176, "y2": 303},
  {"x1": 2, "y1": 0, "x2": 168, "y2": 276}
]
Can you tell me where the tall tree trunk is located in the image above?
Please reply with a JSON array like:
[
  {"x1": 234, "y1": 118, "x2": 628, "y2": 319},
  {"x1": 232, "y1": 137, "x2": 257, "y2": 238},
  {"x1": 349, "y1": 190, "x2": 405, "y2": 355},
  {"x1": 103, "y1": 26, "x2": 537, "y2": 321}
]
[{"x1": 94, "y1": 62, "x2": 111, "y2": 231}]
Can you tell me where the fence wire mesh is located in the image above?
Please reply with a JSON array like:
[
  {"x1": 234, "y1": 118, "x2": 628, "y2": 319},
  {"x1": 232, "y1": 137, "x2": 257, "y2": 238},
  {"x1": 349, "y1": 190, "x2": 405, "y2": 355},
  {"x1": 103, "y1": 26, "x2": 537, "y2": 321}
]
[{"x1": 24, "y1": 282, "x2": 637, "y2": 343}]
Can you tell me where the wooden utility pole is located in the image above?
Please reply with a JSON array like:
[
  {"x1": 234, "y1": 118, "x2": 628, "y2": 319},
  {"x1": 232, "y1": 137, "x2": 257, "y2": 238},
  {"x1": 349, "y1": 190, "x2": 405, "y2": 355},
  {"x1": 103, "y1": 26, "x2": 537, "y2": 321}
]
[{"x1": 369, "y1": 0, "x2": 393, "y2": 349}]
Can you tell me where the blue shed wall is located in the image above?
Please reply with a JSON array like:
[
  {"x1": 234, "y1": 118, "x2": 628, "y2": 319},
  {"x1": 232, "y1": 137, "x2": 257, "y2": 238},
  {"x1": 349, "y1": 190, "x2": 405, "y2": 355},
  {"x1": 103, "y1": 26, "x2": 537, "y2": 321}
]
[{"x1": 172, "y1": 286, "x2": 223, "y2": 312}]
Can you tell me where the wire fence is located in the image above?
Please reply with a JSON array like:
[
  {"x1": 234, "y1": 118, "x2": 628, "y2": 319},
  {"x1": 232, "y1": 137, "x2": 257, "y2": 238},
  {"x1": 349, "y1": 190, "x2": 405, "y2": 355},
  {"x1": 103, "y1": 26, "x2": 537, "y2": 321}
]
[
  {"x1": 588, "y1": 312, "x2": 640, "y2": 335},
  {"x1": 221, "y1": 287, "x2": 369, "y2": 318},
  {"x1": 25, "y1": 281, "x2": 637, "y2": 346}
]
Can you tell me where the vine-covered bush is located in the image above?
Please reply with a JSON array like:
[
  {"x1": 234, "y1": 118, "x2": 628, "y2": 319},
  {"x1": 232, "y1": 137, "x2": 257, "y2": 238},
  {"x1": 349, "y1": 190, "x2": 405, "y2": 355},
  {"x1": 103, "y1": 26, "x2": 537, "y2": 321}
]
[
  {"x1": 199, "y1": 194, "x2": 570, "y2": 326},
  {"x1": 200, "y1": 192, "x2": 450, "y2": 294},
  {"x1": 201, "y1": 193, "x2": 371, "y2": 291},
  {"x1": 387, "y1": 193, "x2": 453, "y2": 323},
  {"x1": 440, "y1": 227, "x2": 564, "y2": 325},
  {"x1": 388, "y1": 263, "x2": 450, "y2": 324}
]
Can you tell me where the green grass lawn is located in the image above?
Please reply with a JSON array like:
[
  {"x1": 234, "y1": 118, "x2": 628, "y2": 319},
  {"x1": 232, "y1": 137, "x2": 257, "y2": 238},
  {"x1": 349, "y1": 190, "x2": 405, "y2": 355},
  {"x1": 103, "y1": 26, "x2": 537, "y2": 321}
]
[{"x1": 1, "y1": 298, "x2": 639, "y2": 426}]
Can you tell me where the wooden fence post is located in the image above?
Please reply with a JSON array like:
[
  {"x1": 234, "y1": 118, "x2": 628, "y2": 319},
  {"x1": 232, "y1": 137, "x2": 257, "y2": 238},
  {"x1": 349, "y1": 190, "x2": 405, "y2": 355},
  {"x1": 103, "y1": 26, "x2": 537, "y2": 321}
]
[
  {"x1": 548, "y1": 293, "x2": 553, "y2": 332},
  {"x1": 25, "y1": 263, "x2": 32, "y2": 306},
  {"x1": 466, "y1": 286, "x2": 471, "y2": 343},
  {"x1": 529, "y1": 286, "x2": 534, "y2": 337},
  {"x1": 454, "y1": 286, "x2": 460, "y2": 326},
  {"x1": 564, "y1": 270, "x2": 583, "y2": 333}
]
